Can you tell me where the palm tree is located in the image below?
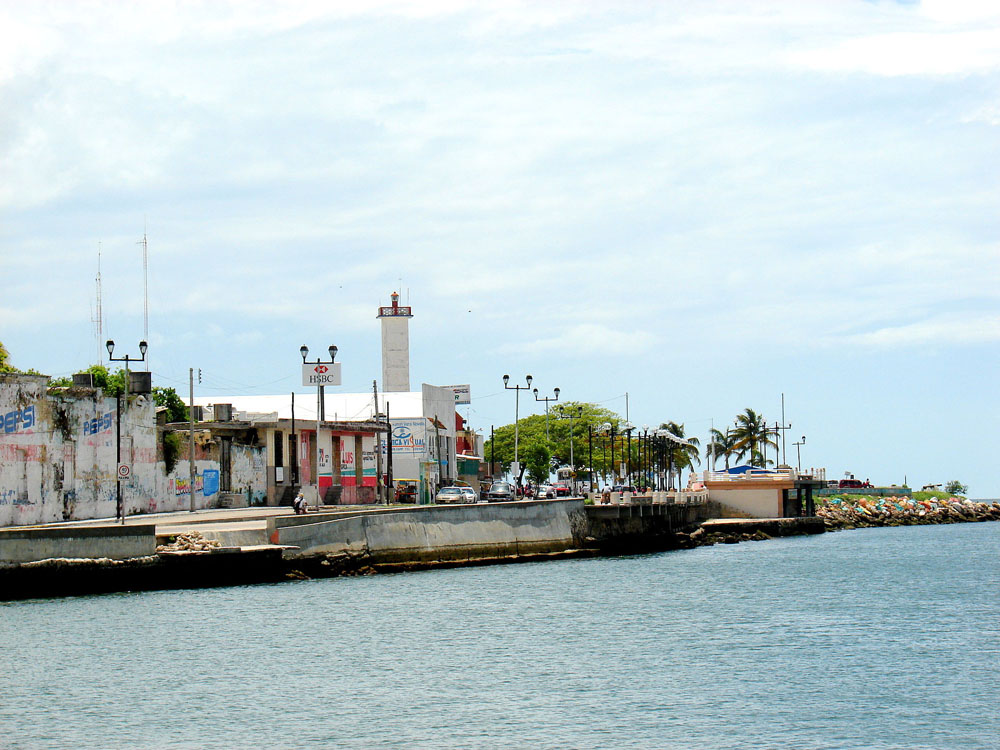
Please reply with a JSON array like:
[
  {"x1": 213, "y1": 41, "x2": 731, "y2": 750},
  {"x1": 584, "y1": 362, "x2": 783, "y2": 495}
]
[
  {"x1": 731, "y1": 408, "x2": 776, "y2": 468},
  {"x1": 660, "y1": 421, "x2": 700, "y2": 489},
  {"x1": 707, "y1": 427, "x2": 738, "y2": 471}
]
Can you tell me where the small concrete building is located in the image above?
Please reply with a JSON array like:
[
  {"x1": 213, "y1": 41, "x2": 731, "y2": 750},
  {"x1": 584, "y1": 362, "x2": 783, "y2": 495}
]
[{"x1": 703, "y1": 466, "x2": 827, "y2": 518}]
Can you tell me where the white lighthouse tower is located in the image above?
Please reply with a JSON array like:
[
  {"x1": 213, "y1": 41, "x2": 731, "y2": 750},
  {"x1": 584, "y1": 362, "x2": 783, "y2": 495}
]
[{"x1": 377, "y1": 291, "x2": 413, "y2": 392}]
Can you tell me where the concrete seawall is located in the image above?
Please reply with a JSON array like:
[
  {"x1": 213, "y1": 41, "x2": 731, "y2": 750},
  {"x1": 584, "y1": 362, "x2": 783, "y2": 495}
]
[
  {"x1": 0, "y1": 524, "x2": 156, "y2": 564},
  {"x1": 274, "y1": 499, "x2": 587, "y2": 564}
]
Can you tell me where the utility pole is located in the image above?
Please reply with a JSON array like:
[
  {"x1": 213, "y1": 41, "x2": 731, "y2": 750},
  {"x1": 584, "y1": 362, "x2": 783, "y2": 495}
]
[
  {"x1": 373, "y1": 379, "x2": 384, "y2": 504},
  {"x1": 386, "y1": 401, "x2": 393, "y2": 503},
  {"x1": 776, "y1": 393, "x2": 792, "y2": 466},
  {"x1": 189, "y1": 368, "x2": 195, "y2": 512}
]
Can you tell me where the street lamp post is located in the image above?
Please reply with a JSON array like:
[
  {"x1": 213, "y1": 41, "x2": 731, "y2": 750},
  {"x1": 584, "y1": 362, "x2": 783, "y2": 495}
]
[
  {"x1": 623, "y1": 422, "x2": 635, "y2": 486},
  {"x1": 794, "y1": 435, "x2": 806, "y2": 473},
  {"x1": 555, "y1": 405, "x2": 582, "y2": 495},
  {"x1": 503, "y1": 374, "x2": 532, "y2": 490},
  {"x1": 639, "y1": 424, "x2": 649, "y2": 491},
  {"x1": 301, "y1": 344, "x2": 338, "y2": 511},
  {"x1": 106, "y1": 339, "x2": 147, "y2": 524},
  {"x1": 533, "y1": 387, "x2": 560, "y2": 440}
]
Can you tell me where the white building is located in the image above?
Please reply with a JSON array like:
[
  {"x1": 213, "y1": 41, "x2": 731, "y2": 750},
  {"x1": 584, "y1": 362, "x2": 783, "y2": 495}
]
[
  {"x1": 378, "y1": 291, "x2": 412, "y2": 393},
  {"x1": 195, "y1": 383, "x2": 458, "y2": 504}
]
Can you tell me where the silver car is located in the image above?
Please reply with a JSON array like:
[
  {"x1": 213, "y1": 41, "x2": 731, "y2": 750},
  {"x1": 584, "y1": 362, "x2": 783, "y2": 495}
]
[{"x1": 435, "y1": 487, "x2": 465, "y2": 504}]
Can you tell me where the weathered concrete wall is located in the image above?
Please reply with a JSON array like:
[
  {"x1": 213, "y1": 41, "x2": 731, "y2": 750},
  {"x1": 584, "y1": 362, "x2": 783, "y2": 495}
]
[
  {"x1": 0, "y1": 375, "x2": 157, "y2": 526},
  {"x1": 275, "y1": 499, "x2": 585, "y2": 562},
  {"x1": 0, "y1": 524, "x2": 156, "y2": 563},
  {"x1": 705, "y1": 486, "x2": 782, "y2": 518},
  {"x1": 232, "y1": 443, "x2": 268, "y2": 505},
  {"x1": 0, "y1": 375, "x2": 258, "y2": 527},
  {"x1": 584, "y1": 502, "x2": 719, "y2": 550}
]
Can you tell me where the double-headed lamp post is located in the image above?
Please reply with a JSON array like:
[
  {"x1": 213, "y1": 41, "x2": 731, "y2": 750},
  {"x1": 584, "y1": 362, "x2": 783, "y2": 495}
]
[
  {"x1": 793, "y1": 435, "x2": 806, "y2": 473},
  {"x1": 555, "y1": 405, "x2": 583, "y2": 494},
  {"x1": 533, "y1": 386, "x2": 560, "y2": 440},
  {"x1": 503, "y1": 374, "x2": 532, "y2": 489},
  {"x1": 301, "y1": 344, "x2": 338, "y2": 511},
  {"x1": 106, "y1": 339, "x2": 148, "y2": 524}
]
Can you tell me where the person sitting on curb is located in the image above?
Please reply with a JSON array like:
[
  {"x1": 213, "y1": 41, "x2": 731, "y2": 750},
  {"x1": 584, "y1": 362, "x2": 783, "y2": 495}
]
[{"x1": 293, "y1": 491, "x2": 308, "y2": 515}]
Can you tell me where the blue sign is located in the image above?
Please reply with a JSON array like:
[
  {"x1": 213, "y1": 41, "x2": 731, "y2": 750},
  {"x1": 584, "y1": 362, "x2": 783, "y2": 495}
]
[
  {"x1": 3, "y1": 405, "x2": 35, "y2": 433},
  {"x1": 202, "y1": 469, "x2": 219, "y2": 497}
]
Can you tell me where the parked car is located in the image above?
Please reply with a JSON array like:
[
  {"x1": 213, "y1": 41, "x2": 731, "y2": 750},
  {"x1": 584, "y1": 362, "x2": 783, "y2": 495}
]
[
  {"x1": 486, "y1": 481, "x2": 514, "y2": 501},
  {"x1": 536, "y1": 484, "x2": 557, "y2": 499},
  {"x1": 435, "y1": 487, "x2": 466, "y2": 504},
  {"x1": 553, "y1": 483, "x2": 571, "y2": 497},
  {"x1": 459, "y1": 487, "x2": 477, "y2": 503}
]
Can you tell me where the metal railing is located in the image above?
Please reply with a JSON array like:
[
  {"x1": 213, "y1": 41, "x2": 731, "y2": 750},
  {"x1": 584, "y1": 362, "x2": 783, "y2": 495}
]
[{"x1": 702, "y1": 467, "x2": 826, "y2": 483}]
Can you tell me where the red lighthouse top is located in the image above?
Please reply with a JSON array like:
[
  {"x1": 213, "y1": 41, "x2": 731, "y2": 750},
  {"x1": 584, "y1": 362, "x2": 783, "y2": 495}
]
[{"x1": 377, "y1": 291, "x2": 412, "y2": 318}]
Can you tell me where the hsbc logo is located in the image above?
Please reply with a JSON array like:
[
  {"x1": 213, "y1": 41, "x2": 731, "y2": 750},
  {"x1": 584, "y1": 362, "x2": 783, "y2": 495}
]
[{"x1": 302, "y1": 362, "x2": 341, "y2": 387}]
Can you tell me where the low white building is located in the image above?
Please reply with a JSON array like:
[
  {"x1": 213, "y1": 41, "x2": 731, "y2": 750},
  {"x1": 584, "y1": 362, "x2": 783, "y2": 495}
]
[{"x1": 195, "y1": 383, "x2": 458, "y2": 505}]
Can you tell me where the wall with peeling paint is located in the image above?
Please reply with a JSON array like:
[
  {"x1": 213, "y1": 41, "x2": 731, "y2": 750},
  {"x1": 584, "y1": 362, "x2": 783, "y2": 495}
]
[{"x1": 0, "y1": 374, "x2": 267, "y2": 527}]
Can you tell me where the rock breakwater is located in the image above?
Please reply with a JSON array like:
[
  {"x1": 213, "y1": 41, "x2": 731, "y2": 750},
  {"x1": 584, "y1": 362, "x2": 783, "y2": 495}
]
[{"x1": 818, "y1": 496, "x2": 1000, "y2": 530}]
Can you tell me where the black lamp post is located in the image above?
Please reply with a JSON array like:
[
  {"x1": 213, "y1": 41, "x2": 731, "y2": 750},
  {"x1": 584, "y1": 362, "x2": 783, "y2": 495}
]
[
  {"x1": 623, "y1": 423, "x2": 635, "y2": 487},
  {"x1": 533, "y1": 386, "x2": 560, "y2": 440},
  {"x1": 106, "y1": 339, "x2": 148, "y2": 524},
  {"x1": 301, "y1": 344, "x2": 338, "y2": 509},
  {"x1": 503, "y1": 374, "x2": 532, "y2": 490},
  {"x1": 554, "y1": 405, "x2": 582, "y2": 494}
]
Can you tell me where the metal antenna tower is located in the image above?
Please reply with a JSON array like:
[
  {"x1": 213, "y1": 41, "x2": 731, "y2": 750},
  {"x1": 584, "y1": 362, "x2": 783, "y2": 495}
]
[
  {"x1": 138, "y1": 223, "x2": 149, "y2": 343},
  {"x1": 93, "y1": 243, "x2": 104, "y2": 366}
]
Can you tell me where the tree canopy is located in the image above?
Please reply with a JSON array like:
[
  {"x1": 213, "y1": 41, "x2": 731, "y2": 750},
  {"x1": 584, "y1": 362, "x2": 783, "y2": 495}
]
[{"x1": 483, "y1": 401, "x2": 624, "y2": 480}]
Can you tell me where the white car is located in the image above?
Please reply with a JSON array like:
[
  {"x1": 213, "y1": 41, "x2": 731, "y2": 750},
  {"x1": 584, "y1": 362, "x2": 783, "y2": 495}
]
[
  {"x1": 459, "y1": 487, "x2": 477, "y2": 503},
  {"x1": 435, "y1": 487, "x2": 465, "y2": 504},
  {"x1": 537, "y1": 484, "x2": 557, "y2": 499}
]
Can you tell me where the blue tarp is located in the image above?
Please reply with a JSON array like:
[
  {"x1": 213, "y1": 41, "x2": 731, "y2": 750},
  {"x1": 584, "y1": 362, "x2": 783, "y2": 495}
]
[{"x1": 725, "y1": 465, "x2": 772, "y2": 475}]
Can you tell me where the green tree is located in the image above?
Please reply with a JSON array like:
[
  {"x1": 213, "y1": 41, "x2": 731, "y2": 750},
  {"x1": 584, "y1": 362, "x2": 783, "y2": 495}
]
[
  {"x1": 524, "y1": 440, "x2": 553, "y2": 485},
  {"x1": 484, "y1": 401, "x2": 622, "y2": 483},
  {"x1": 732, "y1": 408, "x2": 776, "y2": 467},
  {"x1": 944, "y1": 480, "x2": 968, "y2": 496},
  {"x1": 660, "y1": 421, "x2": 701, "y2": 489},
  {"x1": 0, "y1": 341, "x2": 12, "y2": 373},
  {"x1": 154, "y1": 387, "x2": 188, "y2": 422},
  {"x1": 707, "y1": 427, "x2": 737, "y2": 470},
  {"x1": 75, "y1": 364, "x2": 128, "y2": 396}
]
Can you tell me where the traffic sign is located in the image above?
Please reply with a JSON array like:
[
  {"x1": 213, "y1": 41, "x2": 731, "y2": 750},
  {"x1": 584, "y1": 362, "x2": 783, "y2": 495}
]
[
  {"x1": 117, "y1": 464, "x2": 131, "y2": 479},
  {"x1": 302, "y1": 362, "x2": 342, "y2": 387}
]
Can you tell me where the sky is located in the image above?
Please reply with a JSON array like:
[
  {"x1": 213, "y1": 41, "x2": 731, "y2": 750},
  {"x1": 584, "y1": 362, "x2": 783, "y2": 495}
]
[{"x1": 1, "y1": 0, "x2": 998, "y2": 496}]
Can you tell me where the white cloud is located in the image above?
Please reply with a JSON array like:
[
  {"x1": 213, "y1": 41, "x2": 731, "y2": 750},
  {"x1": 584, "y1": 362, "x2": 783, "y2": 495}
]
[
  {"x1": 839, "y1": 312, "x2": 1000, "y2": 348},
  {"x1": 786, "y1": 29, "x2": 1000, "y2": 77},
  {"x1": 499, "y1": 324, "x2": 656, "y2": 357}
]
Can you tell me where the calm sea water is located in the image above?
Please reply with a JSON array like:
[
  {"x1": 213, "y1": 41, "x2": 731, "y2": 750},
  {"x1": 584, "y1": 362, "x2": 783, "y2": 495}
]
[{"x1": 2, "y1": 522, "x2": 998, "y2": 750}]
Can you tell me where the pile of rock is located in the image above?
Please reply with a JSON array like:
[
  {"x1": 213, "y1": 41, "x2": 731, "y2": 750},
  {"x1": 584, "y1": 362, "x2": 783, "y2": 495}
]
[
  {"x1": 156, "y1": 531, "x2": 222, "y2": 552},
  {"x1": 818, "y1": 496, "x2": 1000, "y2": 530}
]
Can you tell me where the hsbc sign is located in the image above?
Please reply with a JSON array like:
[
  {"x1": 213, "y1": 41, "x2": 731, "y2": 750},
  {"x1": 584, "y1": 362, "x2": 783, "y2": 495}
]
[{"x1": 302, "y1": 362, "x2": 342, "y2": 387}]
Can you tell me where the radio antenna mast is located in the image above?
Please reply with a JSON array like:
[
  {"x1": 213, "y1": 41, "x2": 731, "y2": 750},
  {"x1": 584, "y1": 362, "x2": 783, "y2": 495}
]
[
  {"x1": 93, "y1": 243, "x2": 104, "y2": 366},
  {"x1": 139, "y1": 222, "x2": 149, "y2": 343}
]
